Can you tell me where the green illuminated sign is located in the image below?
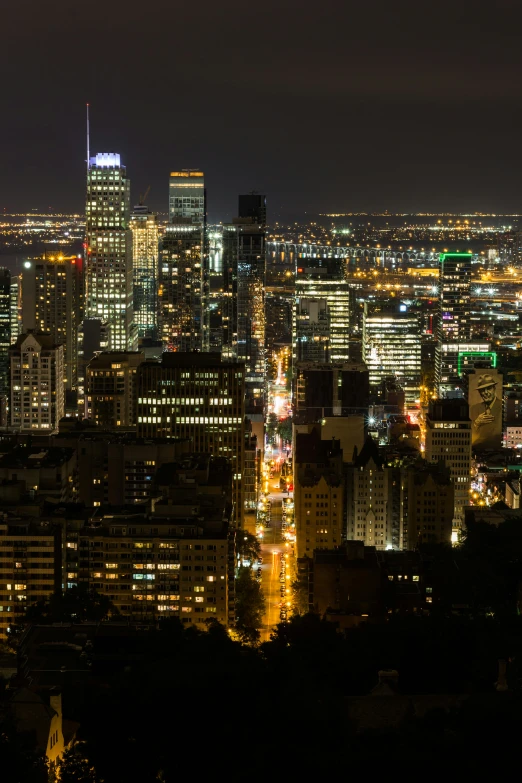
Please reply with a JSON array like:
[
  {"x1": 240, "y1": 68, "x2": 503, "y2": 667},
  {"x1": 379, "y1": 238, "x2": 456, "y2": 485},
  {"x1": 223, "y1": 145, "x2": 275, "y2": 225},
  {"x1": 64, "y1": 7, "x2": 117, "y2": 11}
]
[
  {"x1": 439, "y1": 251, "x2": 473, "y2": 262},
  {"x1": 457, "y1": 351, "x2": 497, "y2": 375}
]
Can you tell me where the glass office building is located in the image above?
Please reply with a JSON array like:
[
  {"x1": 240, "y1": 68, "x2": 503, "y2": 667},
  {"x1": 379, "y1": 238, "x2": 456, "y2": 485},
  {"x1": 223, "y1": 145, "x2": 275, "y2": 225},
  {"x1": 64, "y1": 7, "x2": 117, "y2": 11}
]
[
  {"x1": 85, "y1": 153, "x2": 134, "y2": 351},
  {"x1": 363, "y1": 303, "x2": 422, "y2": 405}
]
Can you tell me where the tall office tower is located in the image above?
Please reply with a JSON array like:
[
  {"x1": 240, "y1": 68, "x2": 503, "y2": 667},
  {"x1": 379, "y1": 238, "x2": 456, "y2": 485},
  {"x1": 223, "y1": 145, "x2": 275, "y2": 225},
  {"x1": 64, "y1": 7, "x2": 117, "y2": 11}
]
[
  {"x1": 0, "y1": 269, "x2": 11, "y2": 396},
  {"x1": 159, "y1": 221, "x2": 206, "y2": 352},
  {"x1": 294, "y1": 298, "x2": 330, "y2": 362},
  {"x1": 424, "y1": 398, "x2": 472, "y2": 537},
  {"x1": 294, "y1": 257, "x2": 352, "y2": 363},
  {"x1": 136, "y1": 353, "x2": 245, "y2": 524},
  {"x1": 10, "y1": 275, "x2": 21, "y2": 344},
  {"x1": 21, "y1": 254, "x2": 83, "y2": 390},
  {"x1": 169, "y1": 170, "x2": 205, "y2": 223},
  {"x1": 222, "y1": 204, "x2": 266, "y2": 404},
  {"x1": 238, "y1": 193, "x2": 266, "y2": 225},
  {"x1": 162, "y1": 170, "x2": 208, "y2": 352},
  {"x1": 363, "y1": 303, "x2": 422, "y2": 406},
  {"x1": 85, "y1": 351, "x2": 143, "y2": 428},
  {"x1": 85, "y1": 152, "x2": 134, "y2": 352},
  {"x1": 9, "y1": 331, "x2": 65, "y2": 432},
  {"x1": 436, "y1": 252, "x2": 472, "y2": 395},
  {"x1": 130, "y1": 206, "x2": 158, "y2": 340}
]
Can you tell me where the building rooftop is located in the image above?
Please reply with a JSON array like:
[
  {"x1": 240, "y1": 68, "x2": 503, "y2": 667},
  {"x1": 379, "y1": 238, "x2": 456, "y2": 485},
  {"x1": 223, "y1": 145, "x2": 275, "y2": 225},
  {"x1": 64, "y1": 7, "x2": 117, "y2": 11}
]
[
  {"x1": 140, "y1": 353, "x2": 245, "y2": 370},
  {"x1": 0, "y1": 446, "x2": 75, "y2": 470},
  {"x1": 295, "y1": 427, "x2": 342, "y2": 465}
]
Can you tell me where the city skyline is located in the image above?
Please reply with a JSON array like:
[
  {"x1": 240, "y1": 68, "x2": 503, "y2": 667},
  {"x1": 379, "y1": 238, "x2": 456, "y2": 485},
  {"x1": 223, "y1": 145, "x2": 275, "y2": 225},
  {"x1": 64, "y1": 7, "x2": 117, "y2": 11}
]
[{"x1": 3, "y1": 1, "x2": 522, "y2": 219}]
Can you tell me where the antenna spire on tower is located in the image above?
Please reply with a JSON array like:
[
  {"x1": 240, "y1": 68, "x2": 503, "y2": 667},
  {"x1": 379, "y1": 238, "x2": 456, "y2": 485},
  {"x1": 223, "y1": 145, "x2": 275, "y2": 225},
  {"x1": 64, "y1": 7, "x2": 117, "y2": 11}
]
[{"x1": 86, "y1": 103, "x2": 90, "y2": 172}]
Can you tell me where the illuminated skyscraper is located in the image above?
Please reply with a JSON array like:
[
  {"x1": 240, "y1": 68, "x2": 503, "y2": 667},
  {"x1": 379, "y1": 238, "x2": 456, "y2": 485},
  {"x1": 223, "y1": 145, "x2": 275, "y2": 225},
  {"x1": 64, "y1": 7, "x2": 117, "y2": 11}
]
[
  {"x1": 130, "y1": 205, "x2": 158, "y2": 339},
  {"x1": 293, "y1": 257, "x2": 353, "y2": 363},
  {"x1": 168, "y1": 170, "x2": 205, "y2": 223},
  {"x1": 0, "y1": 269, "x2": 10, "y2": 397},
  {"x1": 363, "y1": 302, "x2": 422, "y2": 405},
  {"x1": 293, "y1": 298, "x2": 330, "y2": 363},
  {"x1": 159, "y1": 221, "x2": 206, "y2": 352},
  {"x1": 162, "y1": 170, "x2": 208, "y2": 351},
  {"x1": 21, "y1": 253, "x2": 83, "y2": 389},
  {"x1": 85, "y1": 152, "x2": 134, "y2": 352},
  {"x1": 10, "y1": 275, "x2": 21, "y2": 345},
  {"x1": 436, "y1": 252, "x2": 472, "y2": 395},
  {"x1": 424, "y1": 398, "x2": 472, "y2": 537},
  {"x1": 222, "y1": 206, "x2": 266, "y2": 405}
]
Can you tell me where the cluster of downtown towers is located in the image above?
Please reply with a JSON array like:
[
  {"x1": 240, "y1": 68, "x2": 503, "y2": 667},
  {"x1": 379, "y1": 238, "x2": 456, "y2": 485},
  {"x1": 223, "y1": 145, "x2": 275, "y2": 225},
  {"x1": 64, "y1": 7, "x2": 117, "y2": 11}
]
[{"x1": 85, "y1": 154, "x2": 266, "y2": 396}]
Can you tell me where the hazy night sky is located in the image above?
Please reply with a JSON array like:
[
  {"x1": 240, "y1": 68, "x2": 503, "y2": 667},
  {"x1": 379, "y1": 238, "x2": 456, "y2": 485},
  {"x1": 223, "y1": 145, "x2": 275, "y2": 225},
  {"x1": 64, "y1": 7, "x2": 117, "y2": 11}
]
[{"x1": 2, "y1": 0, "x2": 522, "y2": 221}]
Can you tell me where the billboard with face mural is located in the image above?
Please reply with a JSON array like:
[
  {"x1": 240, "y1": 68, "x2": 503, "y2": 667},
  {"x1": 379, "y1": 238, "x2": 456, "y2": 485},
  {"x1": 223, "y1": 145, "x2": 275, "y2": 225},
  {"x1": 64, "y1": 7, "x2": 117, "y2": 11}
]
[{"x1": 468, "y1": 369, "x2": 503, "y2": 450}]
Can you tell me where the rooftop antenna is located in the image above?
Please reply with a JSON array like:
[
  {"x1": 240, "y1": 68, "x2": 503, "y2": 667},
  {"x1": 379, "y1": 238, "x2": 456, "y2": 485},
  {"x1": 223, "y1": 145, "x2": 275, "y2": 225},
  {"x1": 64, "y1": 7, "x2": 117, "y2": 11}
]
[{"x1": 86, "y1": 103, "x2": 90, "y2": 172}]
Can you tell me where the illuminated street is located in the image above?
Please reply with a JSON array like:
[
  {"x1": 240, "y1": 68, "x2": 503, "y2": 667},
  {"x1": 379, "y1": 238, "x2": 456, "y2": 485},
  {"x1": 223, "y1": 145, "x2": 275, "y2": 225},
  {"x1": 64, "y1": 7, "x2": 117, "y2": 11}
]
[
  {"x1": 255, "y1": 344, "x2": 295, "y2": 640},
  {"x1": 258, "y1": 457, "x2": 295, "y2": 642}
]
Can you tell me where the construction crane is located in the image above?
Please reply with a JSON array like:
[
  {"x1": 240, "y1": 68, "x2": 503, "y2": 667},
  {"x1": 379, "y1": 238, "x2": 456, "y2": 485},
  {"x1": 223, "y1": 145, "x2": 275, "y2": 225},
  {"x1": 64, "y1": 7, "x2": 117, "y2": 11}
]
[{"x1": 138, "y1": 185, "x2": 151, "y2": 206}]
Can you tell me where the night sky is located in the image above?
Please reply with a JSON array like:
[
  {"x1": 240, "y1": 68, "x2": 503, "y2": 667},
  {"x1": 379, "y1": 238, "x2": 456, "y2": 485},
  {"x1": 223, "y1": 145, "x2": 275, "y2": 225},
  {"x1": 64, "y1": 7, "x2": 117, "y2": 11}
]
[{"x1": 2, "y1": 0, "x2": 522, "y2": 221}]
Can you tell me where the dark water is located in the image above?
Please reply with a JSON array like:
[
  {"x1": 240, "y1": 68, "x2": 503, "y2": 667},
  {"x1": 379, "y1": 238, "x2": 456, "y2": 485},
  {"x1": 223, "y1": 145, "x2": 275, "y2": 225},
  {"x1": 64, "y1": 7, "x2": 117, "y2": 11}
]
[{"x1": 0, "y1": 241, "x2": 83, "y2": 274}]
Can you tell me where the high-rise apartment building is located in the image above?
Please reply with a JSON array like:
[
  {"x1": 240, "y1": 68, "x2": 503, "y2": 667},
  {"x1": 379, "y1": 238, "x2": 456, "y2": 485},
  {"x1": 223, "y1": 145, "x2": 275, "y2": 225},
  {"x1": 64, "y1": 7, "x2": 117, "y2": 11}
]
[
  {"x1": 424, "y1": 398, "x2": 472, "y2": 536},
  {"x1": 400, "y1": 461, "x2": 454, "y2": 549},
  {"x1": 0, "y1": 268, "x2": 11, "y2": 396},
  {"x1": 130, "y1": 206, "x2": 158, "y2": 340},
  {"x1": 77, "y1": 513, "x2": 233, "y2": 628},
  {"x1": 9, "y1": 331, "x2": 65, "y2": 432},
  {"x1": 85, "y1": 351, "x2": 144, "y2": 428},
  {"x1": 136, "y1": 353, "x2": 246, "y2": 523},
  {"x1": 21, "y1": 254, "x2": 83, "y2": 389},
  {"x1": 158, "y1": 221, "x2": 206, "y2": 352},
  {"x1": 346, "y1": 436, "x2": 398, "y2": 551},
  {"x1": 294, "y1": 427, "x2": 344, "y2": 559},
  {"x1": 294, "y1": 257, "x2": 353, "y2": 363},
  {"x1": 10, "y1": 275, "x2": 21, "y2": 344},
  {"x1": 436, "y1": 252, "x2": 472, "y2": 395},
  {"x1": 0, "y1": 519, "x2": 61, "y2": 639},
  {"x1": 168, "y1": 170, "x2": 205, "y2": 223},
  {"x1": 363, "y1": 303, "x2": 422, "y2": 405},
  {"x1": 85, "y1": 152, "x2": 134, "y2": 352}
]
